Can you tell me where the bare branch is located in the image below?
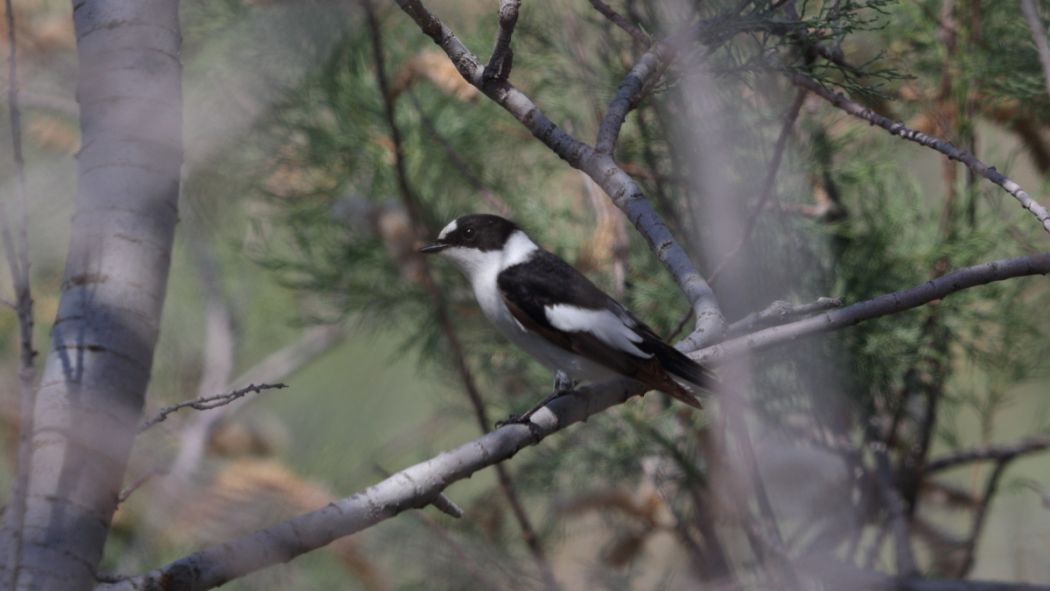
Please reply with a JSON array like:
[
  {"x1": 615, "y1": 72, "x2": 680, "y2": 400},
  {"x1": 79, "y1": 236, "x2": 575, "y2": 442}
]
[
  {"x1": 484, "y1": 0, "x2": 521, "y2": 82},
  {"x1": 95, "y1": 379, "x2": 644, "y2": 591},
  {"x1": 1020, "y1": 0, "x2": 1050, "y2": 99},
  {"x1": 137, "y1": 384, "x2": 288, "y2": 433},
  {"x1": 693, "y1": 252, "x2": 1050, "y2": 365},
  {"x1": 595, "y1": 38, "x2": 676, "y2": 154},
  {"x1": 725, "y1": 296, "x2": 842, "y2": 337},
  {"x1": 395, "y1": 0, "x2": 725, "y2": 347},
  {"x1": 588, "y1": 0, "x2": 651, "y2": 47},
  {"x1": 374, "y1": 465, "x2": 462, "y2": 519},
  {"x1": 170, "y1": 324, "x2": 345, "y2": 479},
  {"x1": 924, "y1": 434, "x2": 1050, "y2": 474},
  {"x1": 790, "y1": 72, "x2": 1050, "y2": 235},
  {"x1": 116, "y1": 468, "x2": 167, "y2": 506}
]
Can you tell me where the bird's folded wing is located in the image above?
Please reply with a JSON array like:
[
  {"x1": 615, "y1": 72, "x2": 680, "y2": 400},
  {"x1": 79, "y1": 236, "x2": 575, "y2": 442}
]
[{"x1": 496, "y1": 252, "x2": 654, "y2": 363}]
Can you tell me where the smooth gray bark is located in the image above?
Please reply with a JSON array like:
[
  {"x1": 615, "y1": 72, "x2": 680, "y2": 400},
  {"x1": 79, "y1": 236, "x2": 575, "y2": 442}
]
[{"x1": 10, "y1": 0, "x2": 183, "y2": 588}]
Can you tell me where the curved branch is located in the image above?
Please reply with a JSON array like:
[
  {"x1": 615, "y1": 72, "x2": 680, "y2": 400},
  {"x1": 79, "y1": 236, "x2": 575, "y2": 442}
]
[
  {"x1": 791, "y1": 72, "x2": 1050, "y2": 235},
  {"x1": 588, "y1": 0, "x2": 651, "y2": 47}
]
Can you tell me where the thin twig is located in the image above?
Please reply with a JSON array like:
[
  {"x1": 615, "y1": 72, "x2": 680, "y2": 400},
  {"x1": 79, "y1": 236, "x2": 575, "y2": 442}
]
[
  {"x1": 3, "y1": 0, "x2": 35, "y2": 585},
  {"x1": 924, "y1": 435, "x2": 1050, "y2": 474},
  {"x1": 364, "y1": 4, "x2": 558, "y2": 586},
  {"x1": 137, "y1": 384, "x2": 288, "y2": 433},
  {"x1": 483, "y1": 0, "x2": 520, "y2": 82},
  {"x1": 725, "y1": 297, "x2": 842, "y2": 337},
  {"x1": 116, "y1": 469, "x2": 168, "y2": 506},
  {"x1": 170, "y1": 325, "x2": 344, "y2": 480},
  {"x1": 588, "y1": 0, "x2": 651, "y2": 47},
  {"x1": 791, "y1": 71, "x2": 1050, "y2": 234},
  {"x1": 1020, "y1": 0, "x2": 1050, "y2": 99}
]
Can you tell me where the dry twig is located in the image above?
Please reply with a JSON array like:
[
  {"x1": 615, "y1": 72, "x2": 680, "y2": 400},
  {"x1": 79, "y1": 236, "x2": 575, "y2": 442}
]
[
  {"x1": 588, "y1": 0, "x2": 651, "y2": 47},
  {"x1": 138, "y1": 384, "x2": 288, "y2": 433}
]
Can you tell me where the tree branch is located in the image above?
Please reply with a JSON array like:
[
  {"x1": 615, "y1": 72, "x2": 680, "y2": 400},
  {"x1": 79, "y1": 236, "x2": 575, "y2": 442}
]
[
  {"x1": 595, "y1": 37, "x2": 676, "y2": 154},
  {"x1": 790, "y1": 71, "x2": 1050, "y2": 235},
  {"x1": 725, "y1": 296, "x2": 842, "y2": 337},
  {"x1": 693, "y1": 252, "x2": 1050, "y2": 364},
  {"x1": 95, "y1": 380, "x2": 643, "y2": 591},
  {"x1": 483, "y1": 0, "x2": 520, "y2": 82},
  {"x1": 137, "y1": 383, "x2": 288, "y2": 433},
  {"x1": 924, "y1": 434, "x2": 1050, "y2": 474},
  {"x1": 169, "y1": 324, "x2": 345, "y2": 479},
  {"x1": 588, "y1": 0, "x2": 651, "y2": 47}
]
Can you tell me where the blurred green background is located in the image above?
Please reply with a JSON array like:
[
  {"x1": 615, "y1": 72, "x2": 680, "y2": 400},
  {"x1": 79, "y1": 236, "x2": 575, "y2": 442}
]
[{"x1": 2, "y1": 0, "x2": 1050, "y2": 589}]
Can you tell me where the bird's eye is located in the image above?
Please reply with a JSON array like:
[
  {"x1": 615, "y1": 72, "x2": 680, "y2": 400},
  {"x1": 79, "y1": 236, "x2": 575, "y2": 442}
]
[{"x1": 462, "y1": 227, "x2": 476, "y2": 241}]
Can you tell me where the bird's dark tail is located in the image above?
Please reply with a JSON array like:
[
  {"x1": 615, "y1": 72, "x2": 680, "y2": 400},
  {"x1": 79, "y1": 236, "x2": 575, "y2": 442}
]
[{"x1": 651, "y1": 341, "x2": 717, "y2": 407}]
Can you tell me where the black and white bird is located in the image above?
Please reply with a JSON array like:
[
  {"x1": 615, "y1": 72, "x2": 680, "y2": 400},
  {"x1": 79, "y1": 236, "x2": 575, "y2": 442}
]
[{"x1": 420, "y1": 213, "x2": 712, "y2": 422}]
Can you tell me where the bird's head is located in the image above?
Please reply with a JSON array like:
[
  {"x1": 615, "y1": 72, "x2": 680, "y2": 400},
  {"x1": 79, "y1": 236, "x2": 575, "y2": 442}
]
[{"x1": 420, "y1": 214, "x2": 532, "y2": 278}]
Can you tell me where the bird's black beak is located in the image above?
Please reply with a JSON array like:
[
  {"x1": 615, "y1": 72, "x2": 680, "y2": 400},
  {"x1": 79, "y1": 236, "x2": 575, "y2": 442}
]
[{"x1": 419, "y1": 242, "x2": 447, "y2": 254}]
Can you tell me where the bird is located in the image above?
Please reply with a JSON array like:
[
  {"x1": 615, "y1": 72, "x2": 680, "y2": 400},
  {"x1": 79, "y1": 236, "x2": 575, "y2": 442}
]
[{"x1": 420, "y1": 213, "x2": 713, "y2": 424}]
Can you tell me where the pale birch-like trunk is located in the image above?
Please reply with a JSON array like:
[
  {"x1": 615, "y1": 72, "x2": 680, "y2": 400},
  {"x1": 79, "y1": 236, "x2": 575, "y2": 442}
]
[{"x1": 7, "y1": 0, "x2": 183, "y2": 588}]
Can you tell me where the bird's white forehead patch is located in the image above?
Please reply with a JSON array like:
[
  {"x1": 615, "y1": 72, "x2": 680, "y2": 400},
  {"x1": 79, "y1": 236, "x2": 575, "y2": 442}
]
[
  {"x1": 545, "y1": 304, "x2": 652, "y2": 358},
  {"x1": 438, "y1": 219, "x2": 458, "y2": 240}
]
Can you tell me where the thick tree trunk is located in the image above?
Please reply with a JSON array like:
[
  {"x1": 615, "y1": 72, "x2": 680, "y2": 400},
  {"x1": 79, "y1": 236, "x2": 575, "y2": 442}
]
[{"x1": 9, "y1": 0, "x2": 182, "y2": 588}]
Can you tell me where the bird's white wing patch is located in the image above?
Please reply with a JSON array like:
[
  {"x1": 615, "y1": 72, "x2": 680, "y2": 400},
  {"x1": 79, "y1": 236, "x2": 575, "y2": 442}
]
[
  {"x1": 545, "y1": 304, "x2": 652, "y2": 358},
  {"x1": 437, "y1": 219, "x2": 458, "y2": 240}
]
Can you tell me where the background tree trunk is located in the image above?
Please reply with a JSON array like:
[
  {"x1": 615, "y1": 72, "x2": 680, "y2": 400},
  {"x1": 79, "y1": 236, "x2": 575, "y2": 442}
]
[{"x1": 8, "y1": 0, "x2": 182, "y2": 588}]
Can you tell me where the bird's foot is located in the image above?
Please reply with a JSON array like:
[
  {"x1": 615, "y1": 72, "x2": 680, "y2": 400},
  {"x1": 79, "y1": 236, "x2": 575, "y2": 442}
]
[{"x1": 495, "y1": 388, "x2": 573, "y2": 430}]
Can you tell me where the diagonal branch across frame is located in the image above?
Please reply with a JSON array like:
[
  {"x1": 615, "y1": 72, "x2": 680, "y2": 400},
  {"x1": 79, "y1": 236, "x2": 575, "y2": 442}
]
[{"x1": 97, "y1": 252, "x2": 1050, "y2": 591}]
